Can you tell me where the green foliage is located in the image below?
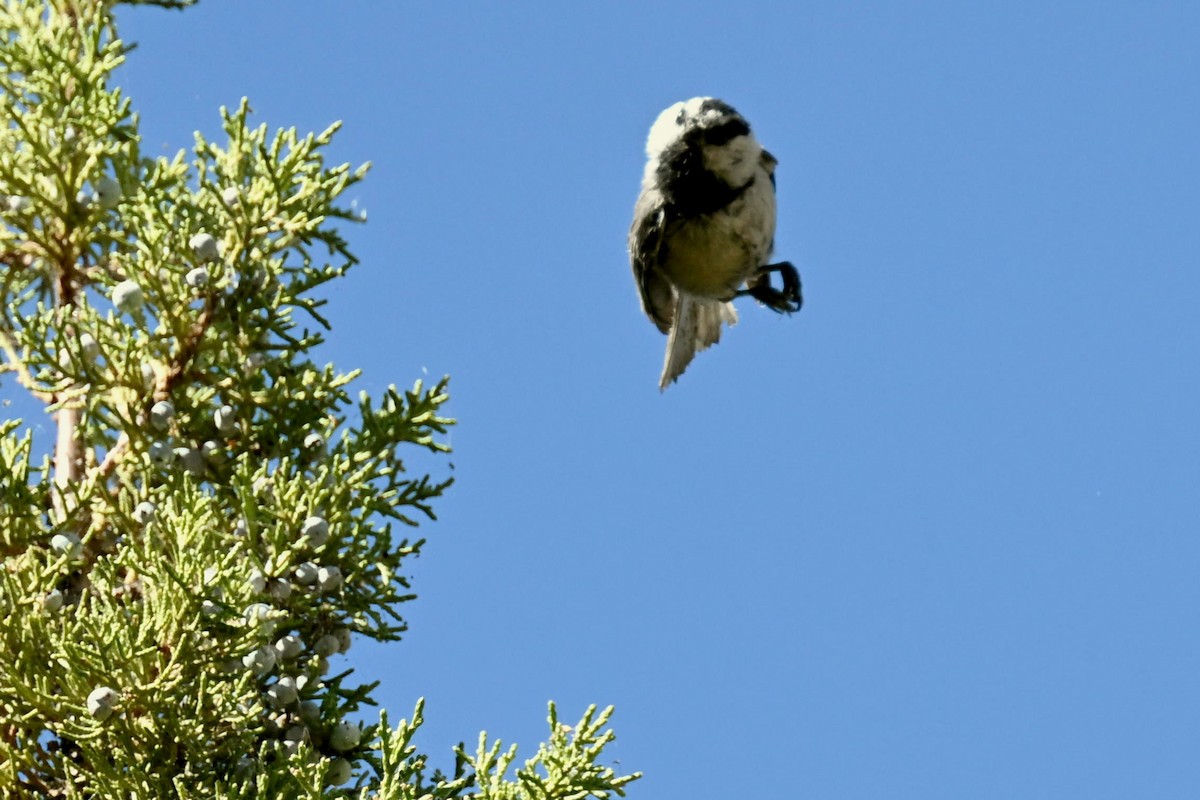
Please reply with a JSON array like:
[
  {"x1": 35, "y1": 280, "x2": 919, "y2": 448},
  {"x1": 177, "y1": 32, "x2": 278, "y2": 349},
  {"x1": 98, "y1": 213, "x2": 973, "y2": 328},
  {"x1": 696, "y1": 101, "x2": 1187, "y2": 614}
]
[
  {"x1": 0, "y1": 1, "x2": 639, "y2": 797},
  {"x1": 462, "y1": 705, "x2": 640, "y2": 800}
]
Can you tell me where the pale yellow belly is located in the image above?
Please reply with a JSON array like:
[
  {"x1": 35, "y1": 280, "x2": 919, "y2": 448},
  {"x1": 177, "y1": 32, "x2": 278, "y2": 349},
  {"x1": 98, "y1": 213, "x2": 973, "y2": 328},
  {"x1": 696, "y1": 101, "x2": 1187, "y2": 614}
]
[{"x1": 661, "y1": 221, "x2": 758, "y2": 298}]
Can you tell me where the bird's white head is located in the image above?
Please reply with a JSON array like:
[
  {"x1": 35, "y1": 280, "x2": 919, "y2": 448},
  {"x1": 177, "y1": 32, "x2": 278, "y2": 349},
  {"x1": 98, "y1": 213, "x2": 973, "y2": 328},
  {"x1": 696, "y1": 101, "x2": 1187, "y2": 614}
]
[{"x1": 643, "y1": 97, "x2": 763, "y2": 190}]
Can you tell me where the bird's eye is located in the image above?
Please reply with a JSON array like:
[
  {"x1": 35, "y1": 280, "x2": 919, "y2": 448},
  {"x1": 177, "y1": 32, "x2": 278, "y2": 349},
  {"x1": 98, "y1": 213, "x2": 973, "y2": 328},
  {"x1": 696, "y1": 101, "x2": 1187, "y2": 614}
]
[
  {"x1": 704, "y1": 118, "x2": 750, "y2": 145},
  {"x1": 675, "y1": 109, "x2": 688, "y2": 125}
]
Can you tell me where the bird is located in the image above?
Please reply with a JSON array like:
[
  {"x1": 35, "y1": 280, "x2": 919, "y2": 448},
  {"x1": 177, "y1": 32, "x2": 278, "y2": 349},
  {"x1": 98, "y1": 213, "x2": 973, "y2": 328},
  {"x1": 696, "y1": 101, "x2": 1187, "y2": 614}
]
[{"x1": 628, "y1": 97, "x2": 802, "y2": 390}]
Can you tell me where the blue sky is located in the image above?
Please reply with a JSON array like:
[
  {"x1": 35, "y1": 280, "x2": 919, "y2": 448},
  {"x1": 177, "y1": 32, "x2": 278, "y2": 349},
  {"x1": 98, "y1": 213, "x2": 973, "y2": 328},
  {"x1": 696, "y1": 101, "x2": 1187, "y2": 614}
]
[{"x1": 51, "y1": 1, "x2": 1200, "y2": 797}]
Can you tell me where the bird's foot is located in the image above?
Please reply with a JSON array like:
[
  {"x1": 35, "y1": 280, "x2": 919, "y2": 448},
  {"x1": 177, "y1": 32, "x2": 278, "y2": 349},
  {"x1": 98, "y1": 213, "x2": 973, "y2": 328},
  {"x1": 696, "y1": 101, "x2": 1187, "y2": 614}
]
[{"x1": 737, "y1": 261, "x2": 803, "y2": 313}]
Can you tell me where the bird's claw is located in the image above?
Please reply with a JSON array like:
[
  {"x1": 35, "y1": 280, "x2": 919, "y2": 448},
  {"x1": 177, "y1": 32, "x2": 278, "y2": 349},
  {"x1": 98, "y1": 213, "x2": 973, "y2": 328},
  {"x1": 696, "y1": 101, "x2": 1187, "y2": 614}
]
[{"x1": 737, "y1": 261, "x2": 803, "y2": 314}]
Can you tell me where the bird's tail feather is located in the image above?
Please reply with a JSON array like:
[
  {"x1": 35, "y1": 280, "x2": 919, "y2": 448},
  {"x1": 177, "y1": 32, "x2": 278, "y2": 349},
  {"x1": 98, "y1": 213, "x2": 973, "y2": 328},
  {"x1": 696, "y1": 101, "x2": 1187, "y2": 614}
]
[{"x1": 659, "y1": 294, "x2": 738, "y2": 390}]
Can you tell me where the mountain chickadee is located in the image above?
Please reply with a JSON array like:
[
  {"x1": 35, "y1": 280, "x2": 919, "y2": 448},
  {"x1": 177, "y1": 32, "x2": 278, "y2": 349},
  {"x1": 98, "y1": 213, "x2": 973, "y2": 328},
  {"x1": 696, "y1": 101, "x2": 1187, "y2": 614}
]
[{"x1": 629, "y1": 97, "x2": 802, "y2": 389}]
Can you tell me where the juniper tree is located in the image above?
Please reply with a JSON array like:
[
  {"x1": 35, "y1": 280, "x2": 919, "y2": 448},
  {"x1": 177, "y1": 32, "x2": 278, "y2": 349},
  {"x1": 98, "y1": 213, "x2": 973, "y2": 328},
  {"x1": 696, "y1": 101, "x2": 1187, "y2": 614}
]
[{"x1": 0, "y1": 1, "x2": 640, "y2": 796}]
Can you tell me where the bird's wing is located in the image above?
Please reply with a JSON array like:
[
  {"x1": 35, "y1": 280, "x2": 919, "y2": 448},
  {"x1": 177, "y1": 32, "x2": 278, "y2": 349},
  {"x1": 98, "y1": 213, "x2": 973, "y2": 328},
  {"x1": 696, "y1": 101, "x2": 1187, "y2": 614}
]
[
  {"x1": 761, "y1": 148, "x2": 778, "y2": 189},
  {"x1": 629, "y1": 190, "x2": 676, "y2": 334}
]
